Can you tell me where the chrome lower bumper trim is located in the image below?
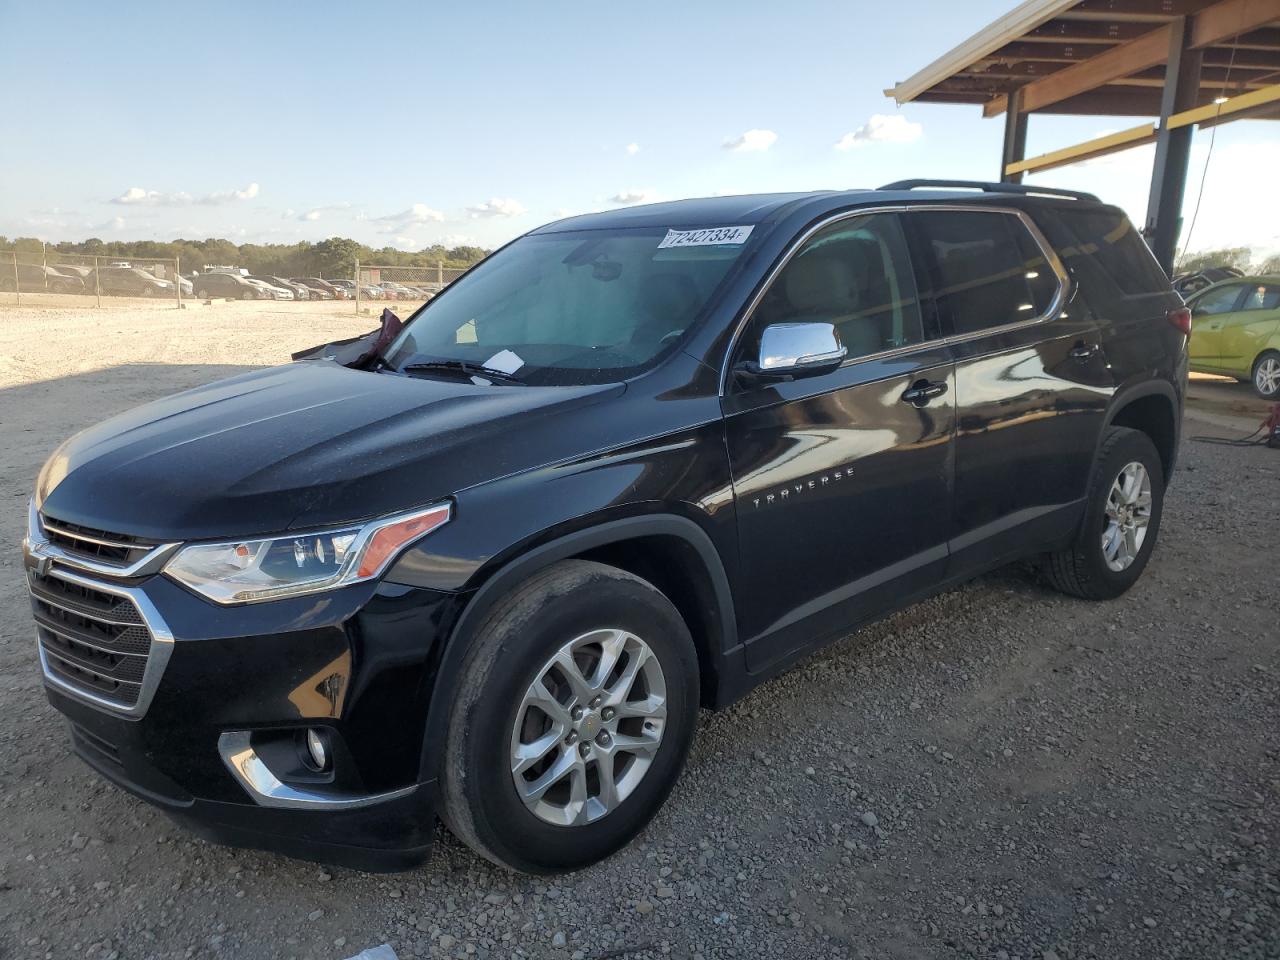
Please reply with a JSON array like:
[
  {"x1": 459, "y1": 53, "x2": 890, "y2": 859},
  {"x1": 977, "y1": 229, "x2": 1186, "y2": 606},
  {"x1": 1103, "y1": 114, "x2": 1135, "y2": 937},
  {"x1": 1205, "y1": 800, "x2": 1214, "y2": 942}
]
[{"x1": 217, "y1": 732, "x2": 416, "y2": 811}]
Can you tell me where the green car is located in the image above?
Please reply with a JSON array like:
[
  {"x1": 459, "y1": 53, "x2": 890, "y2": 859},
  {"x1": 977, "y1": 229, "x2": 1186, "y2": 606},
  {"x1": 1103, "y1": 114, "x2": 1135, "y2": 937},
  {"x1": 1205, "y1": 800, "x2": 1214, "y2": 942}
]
[{"x1": 1187, "y1": 276, "x2": 1280, "y2": 399}]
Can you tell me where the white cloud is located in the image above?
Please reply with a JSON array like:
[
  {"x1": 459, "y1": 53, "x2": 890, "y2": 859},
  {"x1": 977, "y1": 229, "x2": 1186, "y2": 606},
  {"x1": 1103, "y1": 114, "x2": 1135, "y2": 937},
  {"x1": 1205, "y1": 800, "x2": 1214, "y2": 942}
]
[
  {"x1": 110, "y1": 182, "x2": 260, "y2": 206},
  {"x1": 609, "y1": 189, "x2": 662, "y2": 206},
  {"x1": 440, "y1": 234, "x2": 478, "y2": 247},
  {"x1": 111, "y1": 187, "x2": 191, "y2": 206},
  {"x1": 625, "y1": 142, "x2": 640, "y2": 155},
  {"x1": 722, "y1": 129, "x2": 777, "y2": 153},
  {"x1": 835, "y1": 114, "x2": 922, "y2": 150},
  {"x1": 301, "y1": 209, "x2": 323, "y2": 222},
  {"x1": 198, "y1": 182, "x2": 259, "y2": 204},
  {"x1": 375, "y1": 203, "x2": 447, "y2": 229},
  {"x1": 393, "y1": 236, "x2": 419, "y2": 249},
  {"x1": 467, "y1": 197, "x2": 526, "y2": 219}
]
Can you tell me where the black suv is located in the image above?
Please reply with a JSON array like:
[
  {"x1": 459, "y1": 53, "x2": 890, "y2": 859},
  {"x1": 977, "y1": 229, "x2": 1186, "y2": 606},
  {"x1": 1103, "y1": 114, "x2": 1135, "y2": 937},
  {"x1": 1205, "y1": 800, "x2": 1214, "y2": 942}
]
[{"x1": 22, "y1": 181, "x2": 1187, "y2": 874}]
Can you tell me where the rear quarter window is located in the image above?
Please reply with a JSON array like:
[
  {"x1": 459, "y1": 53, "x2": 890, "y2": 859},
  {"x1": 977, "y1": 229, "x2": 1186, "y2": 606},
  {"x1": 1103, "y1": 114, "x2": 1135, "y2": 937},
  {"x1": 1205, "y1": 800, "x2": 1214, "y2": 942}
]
[{"x1": 1041, "y1": 207, "x2": 1171, "y2": 311}]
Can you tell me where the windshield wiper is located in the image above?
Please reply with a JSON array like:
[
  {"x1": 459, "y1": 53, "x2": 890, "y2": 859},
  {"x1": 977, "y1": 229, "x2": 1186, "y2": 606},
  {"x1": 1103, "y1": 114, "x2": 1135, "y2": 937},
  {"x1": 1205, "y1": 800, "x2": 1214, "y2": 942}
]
[{"x1": 399, "y1": 359, "x2": 525, "y2": 385}]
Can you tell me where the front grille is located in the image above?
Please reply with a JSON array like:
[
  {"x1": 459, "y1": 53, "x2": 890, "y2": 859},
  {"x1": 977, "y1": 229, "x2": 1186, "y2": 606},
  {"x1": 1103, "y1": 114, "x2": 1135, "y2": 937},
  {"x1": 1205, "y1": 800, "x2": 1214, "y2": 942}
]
[
  {"x1": 39, "y1": 514, "x2": 157, "y2": 568},
  {"x1": 29, "y1": 568, "x2": 155, "y2": 709}
]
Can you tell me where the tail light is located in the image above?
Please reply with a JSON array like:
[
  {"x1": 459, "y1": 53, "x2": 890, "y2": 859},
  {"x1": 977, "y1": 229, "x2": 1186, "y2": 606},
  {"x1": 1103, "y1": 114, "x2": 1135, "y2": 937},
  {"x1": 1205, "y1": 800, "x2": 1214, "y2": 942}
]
[{"x1": 1168, "y1": 306, "x2": 1192, "y2": 336}]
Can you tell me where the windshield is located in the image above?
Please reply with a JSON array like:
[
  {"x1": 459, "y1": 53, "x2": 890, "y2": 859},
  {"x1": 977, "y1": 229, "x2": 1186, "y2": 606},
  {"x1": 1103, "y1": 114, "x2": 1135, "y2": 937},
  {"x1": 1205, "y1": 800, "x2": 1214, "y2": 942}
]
[{"x1": 385, "y1": 225, "x2": 752, "y2": 385}]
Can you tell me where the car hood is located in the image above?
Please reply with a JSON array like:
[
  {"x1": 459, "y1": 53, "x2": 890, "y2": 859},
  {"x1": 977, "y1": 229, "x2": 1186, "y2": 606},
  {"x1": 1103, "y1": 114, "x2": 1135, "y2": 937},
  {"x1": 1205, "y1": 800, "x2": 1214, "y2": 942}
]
[{"x1": 36, "y1": 361, "x2": 622, "y2": 541}]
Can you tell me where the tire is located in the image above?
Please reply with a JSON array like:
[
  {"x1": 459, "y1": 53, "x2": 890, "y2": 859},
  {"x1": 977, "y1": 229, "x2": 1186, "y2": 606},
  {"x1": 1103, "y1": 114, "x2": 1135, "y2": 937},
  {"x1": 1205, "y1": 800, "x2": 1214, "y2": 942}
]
[
  {"x1": 1042, "y1": 426, "x2": 1164, "y2": 601},
  {"x1": 241, "y1": 288, "x2": 255, "y2": 300},
  {"x1": 441, "y1": 559, "x2": 699, "y2": 874},
  {"x1": 1252, "y1": 351, "x2": 1280, "y2": 400},
  {"x1": 194, "y1": 287, "x2": 208, "y2": 300},
  {"x1": 141, "y1": 286, "x2": 154, "y2": 297}
]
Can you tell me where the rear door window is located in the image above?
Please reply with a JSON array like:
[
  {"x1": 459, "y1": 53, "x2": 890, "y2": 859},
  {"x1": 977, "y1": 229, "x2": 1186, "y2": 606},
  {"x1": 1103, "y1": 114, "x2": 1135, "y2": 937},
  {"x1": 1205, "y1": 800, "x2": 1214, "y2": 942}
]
[
  {"x1": 1241, "y1": 284, "x2": 1279, "y2": 311},
  {"x1": 909, "y1": 210, "x2": 1059, "y2": 336}
]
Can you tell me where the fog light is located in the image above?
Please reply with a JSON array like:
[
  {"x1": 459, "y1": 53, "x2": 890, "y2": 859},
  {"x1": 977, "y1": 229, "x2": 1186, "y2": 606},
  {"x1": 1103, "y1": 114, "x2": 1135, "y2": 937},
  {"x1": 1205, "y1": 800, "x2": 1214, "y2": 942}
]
[{"x1": 305, "y1": 728, "x2": 329, "y2": 771}]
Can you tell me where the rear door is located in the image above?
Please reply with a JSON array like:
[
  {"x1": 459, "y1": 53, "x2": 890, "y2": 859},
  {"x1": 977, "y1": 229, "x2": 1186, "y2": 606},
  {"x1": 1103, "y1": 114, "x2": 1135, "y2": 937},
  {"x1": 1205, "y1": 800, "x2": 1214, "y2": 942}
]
[
  {"x1": 1188, "y1": 283, "x2": 1247, "y2": 365},
  {"x1": 906, "y1": 206, "x2": 1110, "y2": 574},
  {"x1": 1220, "y1": 282, "x2": 1280, "y2": 370},
  {"x1": 723, "y1": 210, "x2": 955, "y2": 672}
]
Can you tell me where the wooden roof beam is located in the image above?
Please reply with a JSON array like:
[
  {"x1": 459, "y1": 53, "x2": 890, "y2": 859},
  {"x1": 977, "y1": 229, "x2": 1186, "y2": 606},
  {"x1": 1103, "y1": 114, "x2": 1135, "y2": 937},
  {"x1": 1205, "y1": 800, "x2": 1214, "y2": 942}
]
[
  {"x1": 984, "y1": 0, "x2": 1280, "y2": 117},
  {"x1": 983, "y1": 24, "x2": 1172, "y2": 116},
  {"x1": 1190, "y1": 0, "x2": 1280, "y2": 48}
]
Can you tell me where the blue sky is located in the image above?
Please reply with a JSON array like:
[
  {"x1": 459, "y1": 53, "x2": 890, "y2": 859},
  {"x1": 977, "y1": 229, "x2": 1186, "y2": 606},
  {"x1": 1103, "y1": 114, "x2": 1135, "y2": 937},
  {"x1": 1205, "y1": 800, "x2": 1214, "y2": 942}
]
[{"x1": 2, "y1": 0, "x2": 1275, "y2": 257}]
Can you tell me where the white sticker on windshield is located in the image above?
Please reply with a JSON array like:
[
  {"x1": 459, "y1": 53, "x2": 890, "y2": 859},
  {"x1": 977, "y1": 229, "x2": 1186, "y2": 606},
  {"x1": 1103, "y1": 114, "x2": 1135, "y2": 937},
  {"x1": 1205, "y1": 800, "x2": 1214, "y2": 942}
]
[
  {"x1": 657, "y1": 225, "x2": 754, "y2": 249},
  {"x1": 483, "y1": 349, "x2": 525, "y2": 374}
]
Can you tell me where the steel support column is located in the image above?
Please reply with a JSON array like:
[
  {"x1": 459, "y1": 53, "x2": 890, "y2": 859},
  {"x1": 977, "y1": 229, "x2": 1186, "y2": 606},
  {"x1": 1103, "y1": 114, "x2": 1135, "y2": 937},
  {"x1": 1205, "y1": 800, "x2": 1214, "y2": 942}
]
[
  {"x1": 1145, "y1": 17, "x2": 1202, "y2": 276},
  {"x1": 1001, "y1": 88, "x2": 1029, "y2": 183}
]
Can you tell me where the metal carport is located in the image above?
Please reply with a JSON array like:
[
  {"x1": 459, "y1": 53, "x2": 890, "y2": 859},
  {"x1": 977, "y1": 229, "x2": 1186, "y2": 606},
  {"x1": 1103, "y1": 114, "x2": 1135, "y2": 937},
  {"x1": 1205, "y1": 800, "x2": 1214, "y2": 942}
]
[{"x1": 885, "y1": 0, "x2": 1280, "y2": 273}]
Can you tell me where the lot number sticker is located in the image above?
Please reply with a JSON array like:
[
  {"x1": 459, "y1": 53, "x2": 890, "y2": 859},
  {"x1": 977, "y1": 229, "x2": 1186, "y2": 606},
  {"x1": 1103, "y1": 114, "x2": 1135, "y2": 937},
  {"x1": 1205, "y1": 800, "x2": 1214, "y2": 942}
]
[{"x1": 658, "y1": 225, "x2": 754, "y2": 249}]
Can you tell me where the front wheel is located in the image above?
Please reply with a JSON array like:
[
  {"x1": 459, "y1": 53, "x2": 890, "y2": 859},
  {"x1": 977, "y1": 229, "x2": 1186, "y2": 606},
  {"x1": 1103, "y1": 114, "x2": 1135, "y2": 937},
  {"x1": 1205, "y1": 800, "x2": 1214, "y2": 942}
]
[
  {"x1": 1042, "y1": 426, "x2": 1165, "y2": 600},
  {"x1": 1253, "y1": 351, "x2": 1280, "y2": 400},
  {"x1": 441, "y1": 560, "x2": 699, "y2": 874},
  {"x1": 241, "y1": 288, "x2": 255, "y2": 300}
]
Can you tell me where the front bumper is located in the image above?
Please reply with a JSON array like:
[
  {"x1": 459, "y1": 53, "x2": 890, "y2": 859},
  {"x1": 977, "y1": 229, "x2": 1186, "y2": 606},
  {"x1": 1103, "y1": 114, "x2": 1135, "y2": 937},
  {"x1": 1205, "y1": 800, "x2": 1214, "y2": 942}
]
[{"x1": 24, "y1": 538, "x2": 467, "y2": 871}]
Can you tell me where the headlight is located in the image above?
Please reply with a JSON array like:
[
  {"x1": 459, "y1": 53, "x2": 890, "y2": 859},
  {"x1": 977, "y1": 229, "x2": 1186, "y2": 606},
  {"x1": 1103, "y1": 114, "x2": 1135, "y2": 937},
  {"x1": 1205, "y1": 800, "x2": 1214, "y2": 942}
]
[{"x1": 164, "y1": 502, "x2": 451, "y2": 604}]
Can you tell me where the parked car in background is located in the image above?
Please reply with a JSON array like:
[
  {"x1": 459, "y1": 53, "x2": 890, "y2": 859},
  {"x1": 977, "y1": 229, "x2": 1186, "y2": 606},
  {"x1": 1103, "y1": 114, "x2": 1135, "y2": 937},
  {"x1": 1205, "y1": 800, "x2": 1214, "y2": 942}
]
[
  {"x1": 380, "y1": 281, "x2": 416, "y2": 300},
  {"x1": 265, "y1": 276, "x2": 312, "y2": 300},
  {"x1": 85, "y1": 266, "x2": 176, "y2": 298},
  {"x1": 246, "y1": 277, "x2": 295, "y2": 300},
  {"x1": 1186, "y1": 276, "x2": 1280, "y2": 399},
  {"x1": 54, "y1": 264, "x2": 94, "y2": 283},
  {"x1": 0, "y1": 263, "x2": 86, "y2": 294},
  {"x1": 329, "y1": 279, "x2": 358, "y2": 298},
  {"x1": 1173, "y1": 265, "x2": 1244, "y2": 298},
  {"x1": 291, "y1": 277, "x2": 340, "y2": 299},
  {"x1": 192, "y1": 271, "x2": 258, "y2": 300}
]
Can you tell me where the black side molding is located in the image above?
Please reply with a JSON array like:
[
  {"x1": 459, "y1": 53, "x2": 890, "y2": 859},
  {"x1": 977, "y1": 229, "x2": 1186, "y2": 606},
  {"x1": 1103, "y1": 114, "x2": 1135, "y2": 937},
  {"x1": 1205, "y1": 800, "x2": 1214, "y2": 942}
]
[{"x1": 879, "y1": 179, "x2": 1100, "y2": 203}]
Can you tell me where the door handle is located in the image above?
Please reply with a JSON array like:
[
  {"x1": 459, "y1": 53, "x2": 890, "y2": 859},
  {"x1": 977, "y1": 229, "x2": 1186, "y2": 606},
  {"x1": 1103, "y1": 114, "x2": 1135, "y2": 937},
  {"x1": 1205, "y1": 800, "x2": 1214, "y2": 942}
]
[
  {"x1": 900, "y1": 379, "x2": 948, "y2": 407},
  {"x1": 1070, "y1": 342, "x2": 1100, "y2": 362}
]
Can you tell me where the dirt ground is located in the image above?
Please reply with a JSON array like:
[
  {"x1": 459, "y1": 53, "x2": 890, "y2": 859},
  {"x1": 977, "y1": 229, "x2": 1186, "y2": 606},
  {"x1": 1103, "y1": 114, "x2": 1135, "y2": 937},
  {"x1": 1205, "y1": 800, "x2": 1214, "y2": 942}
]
[{"x1": 0, "y1": 298, "x2": 1277, "y2": 960}]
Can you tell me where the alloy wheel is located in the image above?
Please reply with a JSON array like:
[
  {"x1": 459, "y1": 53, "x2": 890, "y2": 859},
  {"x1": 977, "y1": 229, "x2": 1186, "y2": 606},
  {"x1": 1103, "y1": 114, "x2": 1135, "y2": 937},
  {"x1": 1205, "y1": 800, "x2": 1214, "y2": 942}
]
[
  {"x1": 1256, "y1": 356, "x2": 1280, "y2": 397},
  {"x1": 1101, "y1": 460, "x2": 1152, "y2": 572},
  {"x1": 509, "y1": 628, "x2": 666, "y2": 827}
]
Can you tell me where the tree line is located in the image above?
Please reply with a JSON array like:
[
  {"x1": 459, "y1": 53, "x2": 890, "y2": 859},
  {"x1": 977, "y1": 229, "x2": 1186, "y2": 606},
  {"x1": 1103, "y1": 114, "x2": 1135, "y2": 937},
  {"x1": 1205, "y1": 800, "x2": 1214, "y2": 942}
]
[
  {"x1": 1176, "y1": 246, "x2": 1280, "y2": 276},
  {"x1": 0, "y1": 235, "x2": 492, "y2": 280}
]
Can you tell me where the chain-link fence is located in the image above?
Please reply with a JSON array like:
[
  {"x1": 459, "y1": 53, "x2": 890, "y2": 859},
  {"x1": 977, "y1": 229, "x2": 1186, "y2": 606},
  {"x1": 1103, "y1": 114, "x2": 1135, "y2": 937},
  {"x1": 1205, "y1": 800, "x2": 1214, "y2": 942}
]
[
  {"x1": 352, "y1": 261, "x2": 469, "y2": 314},
  {"x1": 1, "y1": 249, "x2": 184, "y2": 308}
]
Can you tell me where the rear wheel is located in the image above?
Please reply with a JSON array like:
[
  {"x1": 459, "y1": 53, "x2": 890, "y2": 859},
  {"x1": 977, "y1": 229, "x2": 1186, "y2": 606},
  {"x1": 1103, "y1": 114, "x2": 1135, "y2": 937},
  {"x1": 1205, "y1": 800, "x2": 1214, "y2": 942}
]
[
  {"x1": 441, "y1": 560, "x2": 699, "y2": 873},
  {"x1": 1253, "y1": 351, "x2": 1280, "y2": 400},
  {"x1": 141, "y1": 286, "x2": 154, "y2": 297},
  {"x1": 1042, "y1": 427, "x2": 1164, "y2": 600}
]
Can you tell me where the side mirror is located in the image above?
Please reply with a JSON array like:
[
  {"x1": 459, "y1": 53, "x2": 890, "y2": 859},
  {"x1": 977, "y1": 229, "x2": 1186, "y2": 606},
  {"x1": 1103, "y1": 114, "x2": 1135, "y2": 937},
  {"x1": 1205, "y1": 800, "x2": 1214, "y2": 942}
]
[{"x1": 737, "y1": 322, "x2": 847, "y2": 382}]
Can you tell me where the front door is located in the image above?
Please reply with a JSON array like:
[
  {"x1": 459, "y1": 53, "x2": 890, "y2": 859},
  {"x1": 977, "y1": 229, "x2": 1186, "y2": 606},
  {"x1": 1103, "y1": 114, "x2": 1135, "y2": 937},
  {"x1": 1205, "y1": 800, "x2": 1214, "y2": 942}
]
[
  {"x1": 1220, "y1": 282, "x2": 1280, "y2": 370},
  {"x1": 1189, "y1": 282, "x2": 1247, "y2": 366},
  {"x1": 723, "y1": 211, "x2": 955, "y2": 673}
]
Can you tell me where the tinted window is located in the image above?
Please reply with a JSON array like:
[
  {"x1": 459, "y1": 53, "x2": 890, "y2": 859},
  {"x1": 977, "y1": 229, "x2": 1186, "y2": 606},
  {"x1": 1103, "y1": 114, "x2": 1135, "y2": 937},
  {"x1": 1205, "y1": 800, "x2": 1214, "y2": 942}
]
[
  {"x1": 912, "y1": 211, "x2": 1057, "y2": 336},
  {"x1": 745, "y1": 212, "x2": 923, "y2": 361},
  {"x1": 1193, "y1": 283, "x2": 1244, "y2": 316},
  {"x1": 1052, "y1": 208, "x2": 1169, "y2": 297},
  {"x1": 387, "y1": 226, "x2": 750, "y2": 385}
]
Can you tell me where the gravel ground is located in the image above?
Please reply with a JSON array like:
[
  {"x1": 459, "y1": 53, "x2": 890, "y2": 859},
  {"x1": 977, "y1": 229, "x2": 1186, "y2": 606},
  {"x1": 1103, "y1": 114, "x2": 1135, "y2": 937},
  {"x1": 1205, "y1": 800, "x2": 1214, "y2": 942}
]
[{"x1": 1, "y1": 301, "x2": 1277, "y2": 960}]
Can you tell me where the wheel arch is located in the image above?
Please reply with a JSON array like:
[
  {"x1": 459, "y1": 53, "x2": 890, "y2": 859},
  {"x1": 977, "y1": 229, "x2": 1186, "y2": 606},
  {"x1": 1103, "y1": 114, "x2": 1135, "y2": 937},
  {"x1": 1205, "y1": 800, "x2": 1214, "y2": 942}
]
[
  {"x1": 1102, "y1": 381, "x2": 1180, "y2": 480},
  {"x1": 417, "y1": 514, "x2": 740, "y2": 784}
]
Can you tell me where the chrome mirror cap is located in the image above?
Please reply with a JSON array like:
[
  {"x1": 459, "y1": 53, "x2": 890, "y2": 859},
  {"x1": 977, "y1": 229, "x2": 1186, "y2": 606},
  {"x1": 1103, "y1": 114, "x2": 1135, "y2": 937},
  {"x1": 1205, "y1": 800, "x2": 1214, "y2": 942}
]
[{"x1": 747, "y1": 322, "x2": 847, "y2": 379}]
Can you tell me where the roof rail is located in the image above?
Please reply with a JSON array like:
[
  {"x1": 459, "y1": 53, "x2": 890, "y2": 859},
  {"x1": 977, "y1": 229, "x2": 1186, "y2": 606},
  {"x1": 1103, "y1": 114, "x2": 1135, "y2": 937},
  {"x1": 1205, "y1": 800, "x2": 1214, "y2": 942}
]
[{"x1": 878, "y1": 179, "x2": 1100, "y2": 203}]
